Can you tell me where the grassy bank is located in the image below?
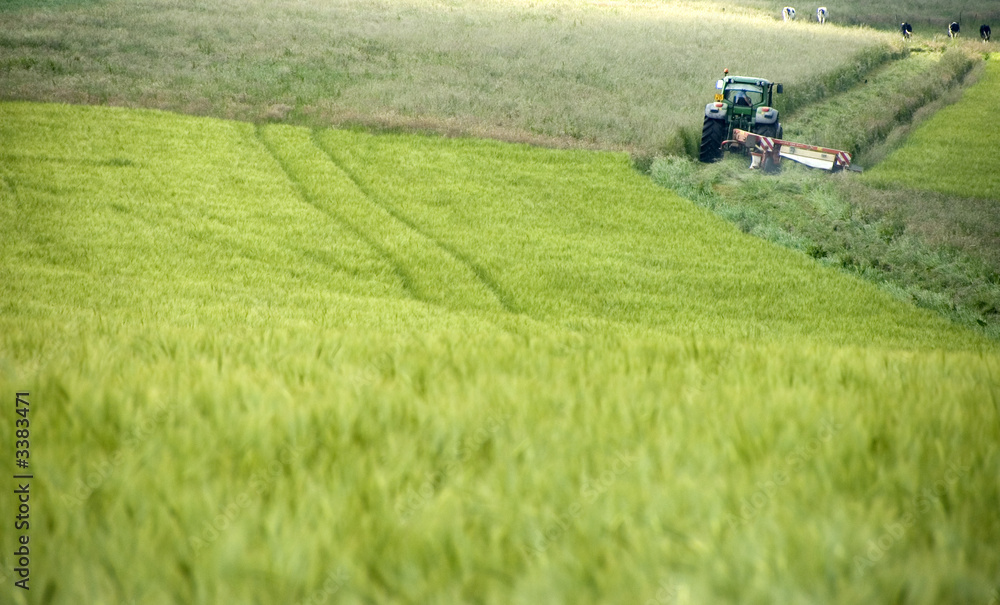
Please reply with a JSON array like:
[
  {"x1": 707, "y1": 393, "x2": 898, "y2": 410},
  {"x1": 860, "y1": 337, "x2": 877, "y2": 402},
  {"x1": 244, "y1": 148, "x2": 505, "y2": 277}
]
[
  {"x1": 2, "y1": 102, "x2": 998, "y2": 604},
  {"x1": 865, "y1": 54, "x2": 1000, "y2": 199},
  {"x1": 782, "y1": 45, "x2": 982, "y2": 165},
  {"x1": 649, "y1": 155, "x2": 1000, "y2": 341}
]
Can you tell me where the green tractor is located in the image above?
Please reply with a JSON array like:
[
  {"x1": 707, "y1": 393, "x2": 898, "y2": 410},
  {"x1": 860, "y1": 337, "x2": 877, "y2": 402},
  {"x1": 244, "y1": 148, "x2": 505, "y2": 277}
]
[{"x1": 699, "y1": 70, "x2": 783, "y2": 163}]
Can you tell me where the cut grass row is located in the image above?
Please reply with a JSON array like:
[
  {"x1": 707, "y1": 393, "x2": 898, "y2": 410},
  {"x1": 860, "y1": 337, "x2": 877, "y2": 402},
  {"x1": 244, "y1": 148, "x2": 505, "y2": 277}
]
[{"x1": 2, "y1": 101, "x2": 999, "y2": 604}]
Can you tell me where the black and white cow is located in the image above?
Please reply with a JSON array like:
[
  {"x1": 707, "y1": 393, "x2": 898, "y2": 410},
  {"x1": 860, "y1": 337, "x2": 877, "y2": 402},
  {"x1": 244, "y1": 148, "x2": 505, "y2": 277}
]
[
  {"x1": 782, "y1": 6, "x2": 796, "y2": 21},
  {"x1": 901, "y1": 22, "x2": 912, "y2": 38},
  {"x1": 949, "y1": 22, "x2": 960, "y2": 38},
  {"x1": 981, "y1": 24, "x2": 992, "y2": 42},
  {"x1": 816, "y1": 7, "x2": 828, "y2": 24}
]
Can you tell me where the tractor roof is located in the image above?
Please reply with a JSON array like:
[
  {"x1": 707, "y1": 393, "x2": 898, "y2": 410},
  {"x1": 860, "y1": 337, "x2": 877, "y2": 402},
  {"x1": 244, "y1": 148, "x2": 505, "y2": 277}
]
[{"x1": 726, "y1": 76, "x2": 773, "y2": 87}]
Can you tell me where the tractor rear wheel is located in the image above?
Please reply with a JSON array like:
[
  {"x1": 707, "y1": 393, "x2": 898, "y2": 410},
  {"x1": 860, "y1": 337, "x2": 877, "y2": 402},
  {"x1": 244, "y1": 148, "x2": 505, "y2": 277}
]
[
  {"x1": 699, "y1": 117, "x2": 726, "y2": 163},
  {"x1": 753, "y1": 124, "x2": 779, "y2": 139}
]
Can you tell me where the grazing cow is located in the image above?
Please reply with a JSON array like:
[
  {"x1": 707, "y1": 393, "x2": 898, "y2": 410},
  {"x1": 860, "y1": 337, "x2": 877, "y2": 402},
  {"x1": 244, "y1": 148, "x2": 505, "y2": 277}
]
[
  {"x1": 981, "y1": 24, "x2": 992, "y2": 42},
  {"x1": 901, "y1": 22, "x2": 912, "y2": 38},
  {"x1": 949, "y1": 22, "x2": 960, "y2": 38},
  {"x1": 816, "y1": 7, "x2": 827, "y2": 24},
  {"x1": 782, "y1": 6, "x2": 796, "y2": 21}
]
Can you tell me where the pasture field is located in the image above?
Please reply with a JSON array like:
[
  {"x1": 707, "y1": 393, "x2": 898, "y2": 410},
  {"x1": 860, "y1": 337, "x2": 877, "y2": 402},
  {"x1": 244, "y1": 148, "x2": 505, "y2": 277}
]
[
  {"x1": 2, "y1": 102, "x2": 1000, "y2": 604},
  {"x1": 0, "y1": 0, "x2": 898, "y2": 154},
  {"x1": 864, "y1": 54, "x2": 1000, "y2": 200},
  {"x1": 689, "y1": 0, "x2": 1000, "y2": 30}
]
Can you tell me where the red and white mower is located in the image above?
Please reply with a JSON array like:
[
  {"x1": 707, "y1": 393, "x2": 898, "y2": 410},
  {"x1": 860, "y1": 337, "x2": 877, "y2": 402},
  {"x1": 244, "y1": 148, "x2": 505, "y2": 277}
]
[{"x1": 722, "y1": 128, "x2": 860, "y2": 173}]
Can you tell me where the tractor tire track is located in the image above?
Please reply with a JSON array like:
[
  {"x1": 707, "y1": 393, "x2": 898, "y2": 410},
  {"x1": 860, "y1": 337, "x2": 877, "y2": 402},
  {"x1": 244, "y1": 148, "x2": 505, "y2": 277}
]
[
  {"x1": 257, "y1": 124, "x2": 509, "y2": 314},
  {"x1": 253, "y1": 124, "x2": 421, "y2": 300},
  {"x1": 311, "y1": 131, "x2": 521, "y2": 315}
]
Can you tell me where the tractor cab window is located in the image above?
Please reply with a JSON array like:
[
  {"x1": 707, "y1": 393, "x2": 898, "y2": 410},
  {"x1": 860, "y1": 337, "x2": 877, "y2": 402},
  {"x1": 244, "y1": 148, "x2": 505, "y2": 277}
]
[{"x1": 726, "y1": 85, "x2": 763, "y2": 107}]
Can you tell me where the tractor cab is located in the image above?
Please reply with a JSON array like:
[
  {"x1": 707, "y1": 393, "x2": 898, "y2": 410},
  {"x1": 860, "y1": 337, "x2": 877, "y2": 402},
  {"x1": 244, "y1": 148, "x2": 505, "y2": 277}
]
[
  {"x1": 715, "y1": 76, "x2": 780, "y2": 112},
  {"x1": 724, "y1": 84, "x2": 764, "y2": 109}
]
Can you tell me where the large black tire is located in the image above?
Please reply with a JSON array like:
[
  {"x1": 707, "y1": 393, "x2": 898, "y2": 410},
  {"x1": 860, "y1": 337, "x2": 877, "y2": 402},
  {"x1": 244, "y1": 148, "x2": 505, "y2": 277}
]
[
  {"x1": 753, "y1": 123, "x2": 779, "y2": 139},
  {"x1": 699, "y1": 117, "x2": 726, "y2": 163},
  {"x1": 752, "y1": 123, "x2": 782, "y2": 173}
]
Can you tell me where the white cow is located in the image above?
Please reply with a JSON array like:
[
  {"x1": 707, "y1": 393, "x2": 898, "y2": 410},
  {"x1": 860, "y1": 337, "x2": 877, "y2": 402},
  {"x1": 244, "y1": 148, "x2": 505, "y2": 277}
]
[
  {"x1": 816, "y1": 7, "x2": 828, "y2": 24},
  {"x1": 782, "y1": 6, "x2": 796, "y2": 21}
]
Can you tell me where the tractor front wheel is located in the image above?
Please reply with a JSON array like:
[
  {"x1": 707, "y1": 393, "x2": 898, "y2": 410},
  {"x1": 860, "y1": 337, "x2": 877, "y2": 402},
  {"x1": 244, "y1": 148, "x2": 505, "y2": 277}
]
[{"x1": 699, "y1": 117, "x2": 726, "y2": 163}]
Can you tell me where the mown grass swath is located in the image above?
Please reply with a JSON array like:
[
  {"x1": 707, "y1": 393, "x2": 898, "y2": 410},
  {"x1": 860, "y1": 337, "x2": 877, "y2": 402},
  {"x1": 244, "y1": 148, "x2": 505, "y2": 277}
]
[{"x1": 1, "y1": 102, "x2": 999, "y2": 604}]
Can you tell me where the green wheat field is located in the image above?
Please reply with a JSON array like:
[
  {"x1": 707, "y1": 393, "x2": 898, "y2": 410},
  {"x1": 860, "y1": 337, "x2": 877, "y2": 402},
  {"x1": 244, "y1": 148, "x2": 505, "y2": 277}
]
[{"x1": 2, "y1": 1, "x2": 1000, "y2": 604}]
